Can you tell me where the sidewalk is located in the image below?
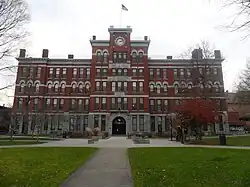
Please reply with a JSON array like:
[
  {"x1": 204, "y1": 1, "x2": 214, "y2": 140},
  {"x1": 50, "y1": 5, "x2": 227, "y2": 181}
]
[{"x1": 60, "y1": 148, "x2": 133, "y2": 187}]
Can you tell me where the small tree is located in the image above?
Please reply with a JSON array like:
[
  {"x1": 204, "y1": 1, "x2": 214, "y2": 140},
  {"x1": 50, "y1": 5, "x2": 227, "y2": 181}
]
[{"x1": 9, "y1": 112, "x2": 19, "y2": 140}]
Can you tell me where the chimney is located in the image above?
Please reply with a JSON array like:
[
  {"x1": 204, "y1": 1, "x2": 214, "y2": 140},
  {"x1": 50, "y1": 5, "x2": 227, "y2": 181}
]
[
  {"x1": 192, "y1": 48, "x2": 203, "y2": 60},
  {"x1": 214, "y1": 50, "x2": 221, "y2": 59},
  {"x1": 42, "y1": 49, "x2": 49, "y2": 58},
  {"x1": 92, "y1": 35, "x2": 96, "y2": 40},
  {"x1": 167, "y1": 56, "x2": 172, "y2": 59},
  {"x1": 68, "y1": 54, "x2": 74, "y2": 59},
  {"x1": 19, "y1": 49, "x2": 26, "y2": 58},
  {"x1": 144, "y1": 36, "x2": 148, "y2": 40}
]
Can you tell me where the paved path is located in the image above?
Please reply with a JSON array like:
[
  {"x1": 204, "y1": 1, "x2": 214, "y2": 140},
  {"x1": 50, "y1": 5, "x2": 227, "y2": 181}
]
[
  {"x1": 1, "y1": 137, "x2": 250, "y2": 150},
  {"x1": 61, "y1": 148, "x2": 133, "y2": 187}
]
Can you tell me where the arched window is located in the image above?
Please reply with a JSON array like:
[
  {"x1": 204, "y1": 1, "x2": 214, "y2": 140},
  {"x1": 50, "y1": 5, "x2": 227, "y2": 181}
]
[
  {"x1": 139, "y1": 52, "x2": 143, "y2": 58},
  {"x1": 97, "y1": 51, "x2": 102, "y2": 62},
  {"x1": 20, "y1": 83, "x2": 25, "y2": 92},
  {"x1": 157, "y1": 84, "x2": 161, "y2": 94},
  {"x1": 54, "y1": 83, "x2": 59, "y2": 92},
  {"x1": 61, "y1": 83, "x2": 66, "y2": 92},
  {"x1": 79, "y1": 83, "x2": 83, "y2": 92},
  {"x1": 187, "y1": 84, "x2": 192, "y2": 89},
  {"x1": 132, "y1": 52, "x2": 137, "y2": 62},
  {"x1": 85, "y1": 83, "x2": 90, "y2": 92},
  {"x1": 35, "y1": 83, "x2": 39, "y2": 92},
  {"x1": 48, "y1": 83, "x2": 52, "y2": 92},
  {"x1": 150, "y1": 84, "x2": 154, "y2": 92},
  {"x1": 72, "y1": 83, "x2": 77, "y2": 92},
  {"x1": 215, "y1": 83, "x2": 220, "y2": 92},
  {"x1": 163, "y1": 84, "x2": 168, "y2": 92},
  {"x1": 103, "y1": 51, "x2": 108, "y2": 62},
  {"x1": 174, "y1": 84, "x2": 179, "y2": 94}
]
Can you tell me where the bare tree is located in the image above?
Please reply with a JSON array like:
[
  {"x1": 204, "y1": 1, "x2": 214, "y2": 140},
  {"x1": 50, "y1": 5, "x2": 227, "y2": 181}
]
[
  {"x1": 235, "y1": 59, "x2": 250, "y2": 103},
  {"x1": 9, "y1": 112, "x2": 20, "y2": 140},
  {"x1": 0, "y1": 0, "x2": 30, "y2": 90},
  {"x1": 218, "y1": 0, "x2": 250, "y2": 38}
]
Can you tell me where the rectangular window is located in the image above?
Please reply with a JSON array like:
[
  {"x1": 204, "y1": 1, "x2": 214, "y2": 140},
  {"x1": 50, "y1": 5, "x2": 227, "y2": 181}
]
[
  {"x1": 123, "y1": 69, "x2": 128, "y2": 76},
  {"x1": 139, "y1": 98, "x2": 144, "y2": 110},
  {"x1": 164, "y1": 100, "x2": 168, "y2": 111},
  {"x1": 101, "y1": 98, "x2": 106, "y2": 110},
  {"x1": 187, "y1": 69, "x2": 191, "y2": 77},
  {"x1": 102, "y1": 82, "x2": 107, "y2": 91},
  {"x1": 45, "y1": 98, "x2": 50, "y2": 110},
  {"x1": 94, "y1": 115, "x2": 99, "y2": 128},
  {"x1": 96, "y1": 81, "x2": 100, "y2": 91},
  {"x1": 53, "y1": 99, "x2": 58, "y2": 109},
  {"x1": 139, "y1": 82, "x2": 143, "y2": 92},
  {"x1": 84, "y1": 99, "x2": 89, "y2": 111},
  {"x1": 149, "y1": 69, "x2": 154, "y2": 79},
  {"x1": 73, "y1": 68, "x2": 77, "y2": 78},
  {"x1": 123, "y1": 97, "x2": 128, "y2": 110},
  {"x1": 132, "y1": 82, "x2": 137, "y2": 92},
  {"x1": 29, "y1": 67, "x2": 33, "y2": 78},
  {"x1": 132, "y1": 69, "x2": 137, "y2": 76},
  {"x1": 86, "y1": 68, "x2": 90, "y2": 77},
  {"x1": 84, "y1": 116, "x2": 88, "y2": 130},
  {"x1": 132, "y1": 98, "x2": 137, "y2": 110},
  {"x1": 163, "y1": 69, "x2": 167, "y2": 79},
  {"x1": 157, "y1": 99, "x2": 162, "y2": 111},
  {"x1": 112, "y1": 69, "x2": 116, "y2": 76},
  {"x1": 96, "y1": 69, "x2": 101, "y2": 77},
  {"x1": 60, "y1": 99, "x2": 64, "y2": 109},
  {"x1": 101, "y1": 115, "x2": 106, "y2": 131},
  {"x1": 213, "y1": 68, "x2": 218, "y2": 75},
  {"x1": 150, "y1": 116, "x2": 155, "y2": 132},
  {"x1": 36, "y1": 67, "x2": 41, "y2": 78},
  {"x1": 150, "y1": 99, "x2": 155, "y2": 111},
  {"x1": 157, "y1": 116, "x2": 162, "y2": 132},
  {"x1": 117, "y1": 82, "x2": 122, "y2": 91},
  {"x1": 62, "y1": 68, "x2": 67, "y2": 78},
  {"x1": 55, "y1": 68, "x2": 60, "y2": 78},
  {"x1": 132, "y1": 116, "x2": 137, "y2": 131},
  {"x1": 180, "y1": 69, "x2": 184, "y2": 76},
  {"x1": 78, "y1": 99, "x2": 83, "y2": 110},
  {"x1": 103, "y1": 68, "x2": 108, "y2": 76},
  {"x1": 173, "y1": 69, "x2": 178, "y2": 77},
  {"x1": 156, "y1": 69, "x2": 160, "y2": 78},
  {"x1": 117, "y1": 97, "x2": 122, "y2": 109},
  {"x1": 111, "y1": 98, "x2": 116, "y2": 110},
  {"x1": 49, "y1": 68, "x2": 53, "y2": 78},
  {"x1": 95, "y1": 97, "x2": 99, "y2": 110},
  {"x1": 33, "y1": 98, "x2": 38, "y2": 110},
  {"x1": 124, "y1": 82, "x2": 127, "y2": 92},
  {"x1": 71, "y1": 99, "x2": 76, "y2": 109},
  {"x1": 79, "y1": 68, "x2": 84, "y2": 78},
  {"x1": 139, "y1": 116, "x2": 144, "y2": 131},
  {"x1": 22, "y1": 67, "x2": 27, "y2": 77},
  {"x1": 112, "y1": 82, "x2": 116, "y2": 92}
]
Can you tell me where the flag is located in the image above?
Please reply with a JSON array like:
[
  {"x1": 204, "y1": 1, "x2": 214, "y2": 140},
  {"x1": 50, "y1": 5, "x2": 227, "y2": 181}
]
[{"x1": 122, "y1": 4, "x2": 128, "y2": 11}]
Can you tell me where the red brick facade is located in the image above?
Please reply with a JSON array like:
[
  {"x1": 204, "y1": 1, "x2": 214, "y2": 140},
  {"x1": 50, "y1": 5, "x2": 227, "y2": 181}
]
[{"x1": 12, "y1": 26, "x2": 227, "y2": 135}]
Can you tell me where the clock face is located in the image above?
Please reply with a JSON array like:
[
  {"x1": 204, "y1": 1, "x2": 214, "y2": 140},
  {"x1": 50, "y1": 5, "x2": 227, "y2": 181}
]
[{"x1": 115, "y1": 37, "x2": 125, "y2": 46}]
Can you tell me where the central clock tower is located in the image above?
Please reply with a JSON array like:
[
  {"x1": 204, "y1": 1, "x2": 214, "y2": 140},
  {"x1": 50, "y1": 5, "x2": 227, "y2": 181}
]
[{"x1": 108, "y1": 25, "x2": 132, "y2": 54}]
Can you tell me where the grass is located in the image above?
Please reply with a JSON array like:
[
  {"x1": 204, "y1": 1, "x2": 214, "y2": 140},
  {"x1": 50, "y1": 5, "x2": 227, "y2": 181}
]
[
  {"x1": 0, "y1": 140, "x2": 46, "y2": 146},
  {"x1": 0, "y1": 147, "x2": 97, "y2": 187},
  {"x1": 128, "y1": 147, "x2": 250, "y2": 187},
  {"x1": 190, "y1": 135, "x2": 250, "y2": 146},
  {"x1": 0, "y1": 135, "x2": 61, "y2": 141}
]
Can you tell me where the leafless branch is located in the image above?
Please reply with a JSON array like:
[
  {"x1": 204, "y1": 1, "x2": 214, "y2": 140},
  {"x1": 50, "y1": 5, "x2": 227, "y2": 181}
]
[{"x1": 0, "y1": 0, "x2": 30, "y2": 91}]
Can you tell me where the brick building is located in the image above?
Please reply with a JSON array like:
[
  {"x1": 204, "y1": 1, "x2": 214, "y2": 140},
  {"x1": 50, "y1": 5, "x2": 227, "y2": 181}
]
[{"x1": 13, "y1": 26, "x2": 227, "y2": 135}]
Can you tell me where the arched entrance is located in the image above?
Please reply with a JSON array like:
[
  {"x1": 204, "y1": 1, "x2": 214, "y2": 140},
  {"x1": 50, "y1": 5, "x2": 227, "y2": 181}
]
[{"x1": 112, "y1": 116, "x2": 126, "y2": 135}]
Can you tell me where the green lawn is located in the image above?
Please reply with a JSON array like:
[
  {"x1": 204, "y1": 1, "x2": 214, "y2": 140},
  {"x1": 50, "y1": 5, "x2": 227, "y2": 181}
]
[
  {"x1": 190, "y1": 135, "x2": 250, "y2": 146},
  {"x1": 0, "y1": 147, "x2": 97, "y2": 187},
  {"x1": 0, "y1": 136, "x2": 61, "y2": 141},
  {"x1": 128, "y1": 147, "x2": 250, "y2": 187},
  {"x1": 0, "y1": 140, "x2": 46, "y2": 146}
]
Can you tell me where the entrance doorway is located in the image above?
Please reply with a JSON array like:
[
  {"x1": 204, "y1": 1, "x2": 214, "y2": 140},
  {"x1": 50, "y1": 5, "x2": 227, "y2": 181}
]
[{"x1": 112, "y1": 116, "x2": 126, "y2": 135}]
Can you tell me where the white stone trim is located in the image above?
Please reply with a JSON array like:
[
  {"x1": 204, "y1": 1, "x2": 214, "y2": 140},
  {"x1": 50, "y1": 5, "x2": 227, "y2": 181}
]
[{"x1": 90, "y1": 95, "x2": 149, "y2": 98}]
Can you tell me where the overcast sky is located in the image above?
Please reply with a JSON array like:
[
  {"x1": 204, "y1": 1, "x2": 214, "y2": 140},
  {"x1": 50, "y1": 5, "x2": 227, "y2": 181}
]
[{"x1": 1, "y1": 0, "x2": 250, "y2": 106}]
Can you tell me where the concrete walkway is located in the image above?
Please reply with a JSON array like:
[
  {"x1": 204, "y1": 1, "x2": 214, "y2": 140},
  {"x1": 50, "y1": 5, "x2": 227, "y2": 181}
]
[{"x1": 60, "y1": 148, "x2": 133, "y2": 187}]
